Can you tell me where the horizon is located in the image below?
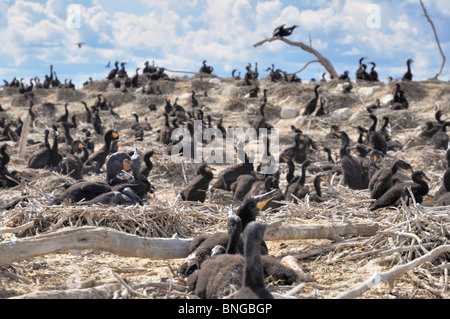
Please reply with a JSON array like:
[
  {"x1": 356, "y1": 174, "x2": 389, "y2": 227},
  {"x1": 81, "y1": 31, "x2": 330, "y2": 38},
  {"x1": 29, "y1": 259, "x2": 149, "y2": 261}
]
[{"x1": 1, "y1": 0, "x2": 449, "y2": 89}]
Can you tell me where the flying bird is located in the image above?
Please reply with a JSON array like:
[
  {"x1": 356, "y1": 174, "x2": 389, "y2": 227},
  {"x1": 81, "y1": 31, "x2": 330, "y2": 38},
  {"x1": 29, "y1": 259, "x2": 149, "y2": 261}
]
[
  {"x1": 76, "y1": 42, "x2": 85, "y2": 49},
  {"x1": 106, "y1": 61, "x2": 111, "y2": 68},
  {"x1": 272, "y1": 24, "x2": 299, "y2": 38}
]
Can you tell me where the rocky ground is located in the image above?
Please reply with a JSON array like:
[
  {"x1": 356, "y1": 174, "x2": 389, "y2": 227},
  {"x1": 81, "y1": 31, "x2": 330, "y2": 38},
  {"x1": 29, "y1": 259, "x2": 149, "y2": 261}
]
[{"x1": 0, "y1": 72, "x2": 449, "y2": 299}]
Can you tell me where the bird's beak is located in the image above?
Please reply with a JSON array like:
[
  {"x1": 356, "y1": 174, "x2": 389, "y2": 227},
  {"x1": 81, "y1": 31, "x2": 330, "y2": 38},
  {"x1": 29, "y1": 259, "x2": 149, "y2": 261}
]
[
  {"x1": 112, "y1": 132, "x2": 119, "y2": 139},
  {"x1": 332, "y1": 131, "x2": 342, "y2": 138},
  {"x1": 422, "y1": 174, "x2": 431, "y2": 182},
  {"x1": 253, "y1": 189, "x2": 282, "y2": 210},
  {"x1": 152, "y1": 152, "x2": 161, "y2": 157}
]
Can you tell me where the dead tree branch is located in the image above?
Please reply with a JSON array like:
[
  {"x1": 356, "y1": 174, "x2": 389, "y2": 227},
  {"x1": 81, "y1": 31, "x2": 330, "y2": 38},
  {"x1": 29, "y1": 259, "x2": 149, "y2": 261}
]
[
  {"x1": 419, "y1": 0, "x2": 446, "y2": 79},
  {"x1": 0, "y1": 222, "x2": 379, "y2": 265},
  {"x1": 254, "y1": 37, "x2": 338, "y2": 79},
  {"x1": 335, "y1": 244, "x2": 450, "y2": 299}
]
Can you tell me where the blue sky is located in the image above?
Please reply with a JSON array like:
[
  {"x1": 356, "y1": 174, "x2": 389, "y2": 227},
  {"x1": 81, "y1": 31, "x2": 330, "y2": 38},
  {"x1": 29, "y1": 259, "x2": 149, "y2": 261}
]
[{"x1": 1, "y1": 0, "x2": 449, "y2": 88}]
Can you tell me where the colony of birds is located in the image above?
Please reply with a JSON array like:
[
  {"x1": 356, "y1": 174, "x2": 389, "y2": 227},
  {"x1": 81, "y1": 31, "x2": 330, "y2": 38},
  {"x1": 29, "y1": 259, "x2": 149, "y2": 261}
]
[{"x1": 1, "y1": 27, "x2": 450, "y2": 299}]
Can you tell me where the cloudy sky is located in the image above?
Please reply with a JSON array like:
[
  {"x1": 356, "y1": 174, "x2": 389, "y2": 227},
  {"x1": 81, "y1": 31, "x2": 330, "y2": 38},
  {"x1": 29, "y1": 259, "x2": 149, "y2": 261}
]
[{"x1": 0, "y1": 0, "x2": 449, "y2": 88}]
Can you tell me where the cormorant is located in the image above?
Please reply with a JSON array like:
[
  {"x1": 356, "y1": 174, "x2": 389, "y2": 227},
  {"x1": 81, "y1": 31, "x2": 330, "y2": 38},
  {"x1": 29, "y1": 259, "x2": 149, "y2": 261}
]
[
  {"x1": 110, "y1": 149, "x2": 154, "y2": 199},
  {"x1": 199, "y1": 60, "x2": 214, "y2": 74},
  {"x1": 369, "y1": 62, "x2": 379, "y2": 82},
  {"x1": 369, "y1": 159, "x2": 413, "y2": 200},
  {"x1": 131, "y1": 68, "x2": 140, "y2": 88},
  {"x1": 303, "y1": 85, "x2": 320, "y2": 116},
  {"x1": 432, "y1": 122, "x2": 450, "y2": 150},
  {"x1": 107, "y1": 61, "x2": 119, "y2": 80},
  {"x1": 85, "y1": 129, "x2": 119, "y2": 171},
  {"x1": 273, "y1": 24, "x2": 299, "y2": 38},
  {"x1": 180, "y1": 164, "x2": 215, "y2": 203},
  {"x1": 232, "y1": 222, "x2": 273, "y2": 299},
  {"x1": 280, "y1": 133, "x2": 309, "y2": 164},
  {"x1": 369, "y1": 171, "x2": 430, "y2": 211},
  {"x1": 333, "y1": 131, "x2": 364, "y2": 190},
  {"x1": 402, "y1": 59, "x2": 414, "y2": 81},
  {"x1": 366, "y1": 114, "x2": 388, "y2": 155},
  {"x1": 211, "y1": 141, "x2": 254, "y2": 191},
  {"x1": 285, "y1": 160, "x2": 314, "y2": 203}
]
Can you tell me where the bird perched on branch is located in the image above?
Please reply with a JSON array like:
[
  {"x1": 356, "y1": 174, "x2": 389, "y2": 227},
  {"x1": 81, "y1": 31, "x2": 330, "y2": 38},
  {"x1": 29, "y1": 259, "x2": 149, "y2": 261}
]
[{"x1": 272, "y1": 24, "x2": 299, "y2": 38}]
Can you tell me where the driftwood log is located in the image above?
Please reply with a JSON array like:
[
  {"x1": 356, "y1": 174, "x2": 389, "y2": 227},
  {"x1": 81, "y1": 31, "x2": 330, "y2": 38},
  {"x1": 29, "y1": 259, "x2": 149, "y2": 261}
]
[
  {"x1": 0, "y1": 222, "x2": 378, "y2": 265},
  {"x1": 10, "y1": 283, "x2": 122, "y2": 299}
]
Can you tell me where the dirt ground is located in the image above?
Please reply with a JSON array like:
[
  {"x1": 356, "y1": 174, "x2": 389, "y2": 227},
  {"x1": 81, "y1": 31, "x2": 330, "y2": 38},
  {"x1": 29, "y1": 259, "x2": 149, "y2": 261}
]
[{"x1": 0, "y1": 73, "x2": 449, "y2": 299}]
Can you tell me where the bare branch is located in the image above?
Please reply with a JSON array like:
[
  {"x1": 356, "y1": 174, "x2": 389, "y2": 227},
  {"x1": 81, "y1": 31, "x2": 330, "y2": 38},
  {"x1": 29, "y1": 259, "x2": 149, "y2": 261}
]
[
  {"x1": 419, "y1": 0, "x2": 446, "y2": 79},
  {"x1": 254, "y1": 36, "x2": 338, "y2": 79},
  {"x1": 293, "y1": 60, "x2": 321, "y2": 75}
]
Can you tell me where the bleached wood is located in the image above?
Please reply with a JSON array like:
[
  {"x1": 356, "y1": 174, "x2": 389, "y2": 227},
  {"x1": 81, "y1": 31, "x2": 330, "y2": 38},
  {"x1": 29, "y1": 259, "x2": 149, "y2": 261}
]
[
  {"x1": 254, "y1": 37, "x2": 338, "y2": 79},
  {"x1": 10, "y1": 283, "x2": 121, "y2": 299},
  {"x1": 335, "y1": 245, "x2": 450, "y2": 299},
  {"x1": 0, "y1": 226, "x2": 192, "y2": 265},
  {"x1": 265, "y1": 222, "x2": 379, "y2": 242},
  {"x1": 0, "y1": 222, "x2": 379, "y2": 265}
]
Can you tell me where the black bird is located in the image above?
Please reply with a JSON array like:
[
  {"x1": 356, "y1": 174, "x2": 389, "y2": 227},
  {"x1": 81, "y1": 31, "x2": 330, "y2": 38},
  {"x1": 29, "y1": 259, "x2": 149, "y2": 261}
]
[
  {"x1": 181, "y1": 205, "x2": 244, "y2": 279},
  {"x1": 180, "y1": 190, "x2": 280, "y2": 278},
  {"x1": 131, "y1": 68, "x2": 140, "y2": 88},
  {"x1": 285, "y1": 159, "x2": 314, "y2": 203},
  {"x1": 366, "y1": 114, "x2": 388, "y2": 155},
  {"x1": 309, "y1": 174, "x2": 328, "y2": 203},
  {"x1": 85, "y1": 129, "x2": 119, "y2": 171},
  {"x1": 0, "y1": 144, "x2": 19, "y2": 188},
  {"x1": 433, "y1": 147, "x2": 450, "y2": 201},
  {"x1": 199, "y1": 60, "x2": 214, "y2": 74},
  {"x1": 231, "y1": 172, "x2": 261, "y2": 201},
  {"x1": 54, "y1": 140, "x2": 86, "y2": 180},
  {"x1": 140, "y1": 150, "x2": 160, "y2": 178},
  {"x1": 232, "y1": 222, "x2": 273, "y2": 299},
  {"x1": 27, "y1": 128, "x2": 51, "y2": 169},
  {"x1": 303, "y1": 85, "x2": 320, "y2": 116},
  {"x1": 391, "y1": 84, "x2": 409, "y2": 110},
  {"x1": 315, "y1": 97, "x2": 327, "y2": 117},
  {"x1": 107, "y1": 61, "x2": 119, "y2": 80},
  {"x1": 131, "y1": 112, "x2": 144, "y2": 142},
  {"x1": 56, "y1": 103, "x2": 69, "y2": 124},
  {"x1": 369, "y1": 171, "x2": 430, "y2": 211},
  {"x1": 333, "y1": 131, "x2": 364, "y2": 190},
  {"x1": 211, "y1": 141, "x2": 254, "y2": 191},
  {"x1": 80, "y1": 187, "x2": 143, "y2": 206},
  {"x1": 402, "y1": 59, "x2": 414, "y2": 81},
  {"x1": 180, "y1": 164, "x2": 215, "y2": 203},
  {"x1": 76, "y1": 42, "x2": 85, "y2": 48},
  {"x1": 280, "y1": 133, "x2": 309, "y2": 164},
  {"x1": 420, "y1": 110, "x2": 445, "y2": 138},
  {"x1": 190, "y1": 218, "x2": 295, "y2": 299},
  {"x1": 252, "y1": 101, "x2": 273, "y2": 133},
  {"x1": 432, "y1": 122, "x2": 450, "y2": 150},
  {"x1": 111, "y1": 149, "x2": 154, "y2": 199},
  {"x1": 105, "y1": 152, "x2": 132, "y2": 185},
  {"x1": 339, "y1": 71, "x2": 350, "y2": 80},
  {"x1": 369, "y1": 62, "x2": 379, "y2": 81},
  {"x1": 273, "y1": 24, "x2": 299, "y2": 38},
  {"x1": 369, "y1": 159, "x2": 413, "y2": 200}
]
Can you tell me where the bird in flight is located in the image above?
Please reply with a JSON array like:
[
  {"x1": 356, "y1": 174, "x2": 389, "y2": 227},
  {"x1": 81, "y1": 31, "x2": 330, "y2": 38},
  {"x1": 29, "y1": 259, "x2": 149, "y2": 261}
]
[{"x1": 76, "y1": 42, "x2": 85, "y2": 48}]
